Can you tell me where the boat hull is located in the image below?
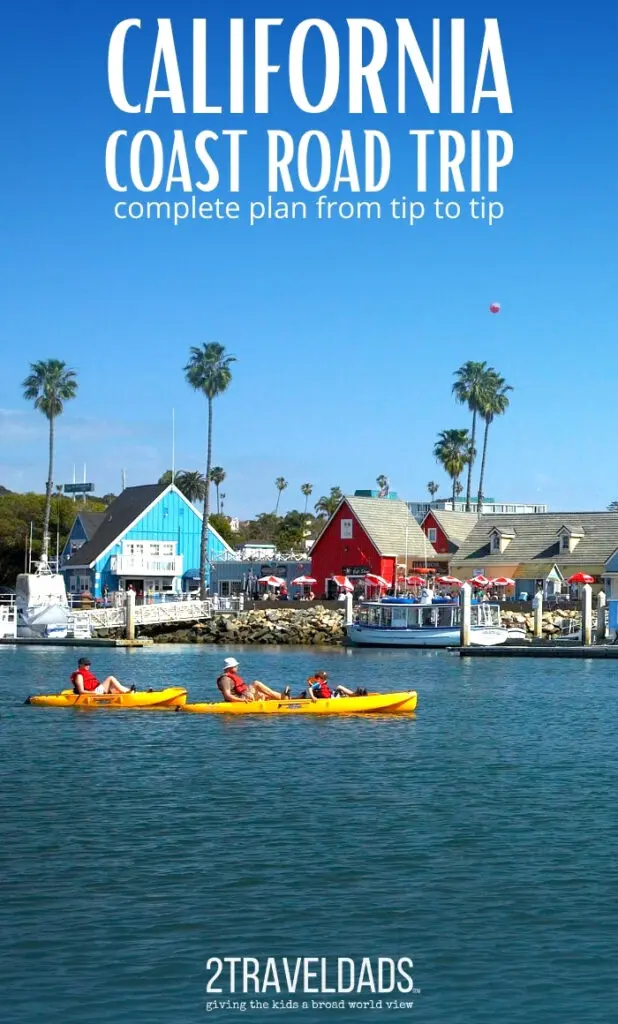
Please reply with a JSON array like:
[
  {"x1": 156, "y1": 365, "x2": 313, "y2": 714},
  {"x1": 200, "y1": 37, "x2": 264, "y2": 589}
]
[
  {"x1": 26, "y1": 687, "x2": 188, "y2": 709},
  {"x1": 181, "y1": 691, "x2": 417, "y2": 715},
  {"x1": 346, "y1": 624, "x2": 511, "y2": 648}
]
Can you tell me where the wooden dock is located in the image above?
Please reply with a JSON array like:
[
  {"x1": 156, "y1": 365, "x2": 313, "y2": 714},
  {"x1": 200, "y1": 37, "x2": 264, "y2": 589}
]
[
  {"x1": 461, "y1": 644, "x2": 618, "y2": 659},
  {"x1": 0, "y1": 637, "x2": 152, "y2": 648}
]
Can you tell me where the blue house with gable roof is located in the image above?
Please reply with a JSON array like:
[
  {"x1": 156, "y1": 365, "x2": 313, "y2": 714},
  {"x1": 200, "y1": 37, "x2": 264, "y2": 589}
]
[{"x1": 62, "y1": 482, "x2": 234, "y2": 599}]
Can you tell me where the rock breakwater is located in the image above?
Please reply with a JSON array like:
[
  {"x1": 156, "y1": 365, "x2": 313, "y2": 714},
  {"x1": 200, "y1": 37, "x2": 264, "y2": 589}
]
[{"x1": 143, "y1": 606, "x2": 347, "y2": 645}]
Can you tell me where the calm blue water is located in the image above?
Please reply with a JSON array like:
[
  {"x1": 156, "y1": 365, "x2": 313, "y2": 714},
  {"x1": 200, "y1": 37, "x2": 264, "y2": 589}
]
[{"x1": 2, "y1": 644, "x2": 617, "y2": 1023}]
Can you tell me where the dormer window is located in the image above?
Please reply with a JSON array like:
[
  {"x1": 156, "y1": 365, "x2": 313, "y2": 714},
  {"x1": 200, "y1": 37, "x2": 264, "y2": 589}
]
[
  {"x1": 490, "y1": 528, "x2": 515, "y2": 554},
  {"x1": 557, "y1": 525, "x2": 584, "y2": 554}
]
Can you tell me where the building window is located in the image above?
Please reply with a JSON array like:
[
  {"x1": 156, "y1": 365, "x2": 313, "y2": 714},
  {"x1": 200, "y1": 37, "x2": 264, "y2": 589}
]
[
  {"x1": 150, "y1": 543, "x2": 160, "y2": 557},
  {"x1": 491, "y1": 533, "x2": 500, "y2": 553},
  {"x1": 427, "y1": 528, "x2": 437, "y2": 543},
  {"x1": 561, "y1": 534, "x2": 569, "y2": 551},
  {"x1": 341, "y1": 519, "x2": 353, "y2": 539}
]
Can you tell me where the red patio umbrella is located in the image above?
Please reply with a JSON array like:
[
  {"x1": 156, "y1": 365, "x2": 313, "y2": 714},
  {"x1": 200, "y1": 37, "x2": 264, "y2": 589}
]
[
  {"x1": 291, "y1": 575, "x2": 317, "y2": 585},
  {"x1": 466, "y1": 575, "x2": 490, "y2": 587},
  {"x1": 437, "y1": 575, "x2": 462, "y2": 586},
  {"x1": 490, "y1": 576, "x2": 515, "y2": 587},
  {"x1": 258, "y1": 575, "x2": 286, "y2": 587},
  {"x1": 365, "y1": 573, "x2": 388, "y2": 588},
  {"x1": 331, "y1": 575, "x2": 354, "y2": 591},
  {"x1": 406, "y1": 575, "x2": 425, "y2": 586},
  {"x1": 413, "y1": 567, "x2": 435, "y2": 574},
  {"x1": 567, "y1": 572, "x2": 595, "y2": 584}
]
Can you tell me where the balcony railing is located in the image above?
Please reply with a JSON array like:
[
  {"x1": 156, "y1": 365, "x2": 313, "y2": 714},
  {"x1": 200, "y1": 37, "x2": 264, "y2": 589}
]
[{"x1": 110, "y1": 554, "x2": 183, "y2": 576}]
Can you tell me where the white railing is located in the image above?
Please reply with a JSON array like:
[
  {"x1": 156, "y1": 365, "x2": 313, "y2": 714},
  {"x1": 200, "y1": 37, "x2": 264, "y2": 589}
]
[
  {"x1": 70, "y1": 597, "x2": 214, "y2": 633},
  {"x1": 110, "y1": 554, "x2": 183, "y2": 576}
]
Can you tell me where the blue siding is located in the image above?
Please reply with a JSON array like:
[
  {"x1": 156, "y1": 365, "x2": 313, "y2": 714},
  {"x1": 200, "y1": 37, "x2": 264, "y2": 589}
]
[
  {"x1": 60, "y1": 516, "x2": 88, "y2": 565},
  {"x1": 605, "y1": 549, "x2": 618, "y2": 573},
  {"x1": 64, "y1": 487, "x2": 232, "y2": 598}
]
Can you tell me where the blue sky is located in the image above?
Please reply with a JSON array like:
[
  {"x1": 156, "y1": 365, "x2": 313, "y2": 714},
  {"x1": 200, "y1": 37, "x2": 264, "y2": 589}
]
[{"x1": 1, "y1": 1, "x2": 616, "y2": 517}]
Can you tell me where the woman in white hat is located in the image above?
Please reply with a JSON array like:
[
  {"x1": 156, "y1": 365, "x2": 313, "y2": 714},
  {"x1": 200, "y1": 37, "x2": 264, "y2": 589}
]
[{"x1": 217, "y1": 657, "x2": 290, "y2": 703}]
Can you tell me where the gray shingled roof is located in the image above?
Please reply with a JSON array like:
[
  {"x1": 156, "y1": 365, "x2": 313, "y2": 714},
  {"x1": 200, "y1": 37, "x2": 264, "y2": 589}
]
[
  {"x1": 343, "y1": 495, "x2": 438, "y2": 559},
  {"x1": 428, "y1": 510, "x2": 478, "y2": 549},
  {"x1": 78, "y1": 512, "x2": 106, "y2": 540},
  {"x1": 64, "y1": 484, "x2": 166, "y2": 567},
  {"x1": 451, "y1": 512, "x2": 618, "y2": 570}
]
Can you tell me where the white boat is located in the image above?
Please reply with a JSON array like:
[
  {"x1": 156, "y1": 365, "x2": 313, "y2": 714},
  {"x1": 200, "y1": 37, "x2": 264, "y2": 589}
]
[
  {"x1": 15, "y1": 563, "x2": 70, "y2": 639},
  {"x1": 346, "y1": 598, "x2": 520, "y2": 648},
  {"x1": 0, "y1": 597, "x2": 17, "y2": 639}
]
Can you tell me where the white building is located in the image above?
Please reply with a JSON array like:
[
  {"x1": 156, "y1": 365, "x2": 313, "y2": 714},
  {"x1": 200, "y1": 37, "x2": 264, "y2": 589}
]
[{"x1": 408, "y1": 497, "x2": 548, "y2": 522}]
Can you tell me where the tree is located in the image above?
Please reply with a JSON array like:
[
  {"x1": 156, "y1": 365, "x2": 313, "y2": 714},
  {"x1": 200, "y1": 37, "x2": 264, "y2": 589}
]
[
  {"x1": 176, "y1": 470, "x2": 207, "y2": 503},
  {"x1": 210, "y1": 466, "x2": 226, "y2": 513},
  {"x1": 476, "y1": 373, "x2": 512, "y2": 515},
  {"x1": 208, "y1": 512, "x2": 236, "y2": 548},
  {"x1": 608, "y1": 501, "x2": 618, "y2": 512},
  {"x1": 427, "y1": 480, "x2": 439, "y2": 504},
  {"x1": 101, "y1": 493, "x2": 117, "y2": 506},
  {"x1": 315, "y1": 486, "x2": 343, "y2": 519},
  {"x1": 301, "y1": 483, "x2": 313, "y2": 514},
  {"x1": 22, "y1": 359, "x2": 78, "y2": 562},
  {"x1": 433, "y1": 429, "x2": 474, "y2": 507},
  {"x1": 185, "y1": 342, "x2": 235, "y2": 598},
  {"x1": 158, "y1": 470, "x2": 173, "y2": 486},
  {"x1": 275, "y1": 510, "x2": 308, "y2": 552},
  {"x1": 274, "y1": 476, "x2": 288, "y2": 514},
  {"x1": 454, "y1": 481, "x2": 464, "y2": 497},
  {"x1": 452, "y1": 361, "x2": 494, "y2": 511}
]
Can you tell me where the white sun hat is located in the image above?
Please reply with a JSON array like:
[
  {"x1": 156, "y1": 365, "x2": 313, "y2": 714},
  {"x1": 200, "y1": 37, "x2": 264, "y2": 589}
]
[{"x1": 223, "y1": 657, "x2": 240, "y2": 669}]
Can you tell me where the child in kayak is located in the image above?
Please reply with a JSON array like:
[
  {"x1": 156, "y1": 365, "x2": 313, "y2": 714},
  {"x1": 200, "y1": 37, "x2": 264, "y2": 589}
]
[
  {"x1": 217, "y1": 657, "x2": 290, "y2": 703},
  {"x1": 71, "y1": 657, "x2": 133, "y2": 695},
  {"x1": 306, "y1": 670, "x2": 367, "y2": 701}
]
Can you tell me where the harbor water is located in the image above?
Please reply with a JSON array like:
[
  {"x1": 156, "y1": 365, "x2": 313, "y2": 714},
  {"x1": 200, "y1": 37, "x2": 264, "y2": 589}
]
[{"x1": 2, "y1": 644, "x2": 617, "y2": 1023}]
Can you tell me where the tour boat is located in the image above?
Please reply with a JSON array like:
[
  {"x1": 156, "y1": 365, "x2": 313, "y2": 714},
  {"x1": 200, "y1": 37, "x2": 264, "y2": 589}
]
[{"x1": 346, "y1": 597, "x2": 520, "y2": 648}]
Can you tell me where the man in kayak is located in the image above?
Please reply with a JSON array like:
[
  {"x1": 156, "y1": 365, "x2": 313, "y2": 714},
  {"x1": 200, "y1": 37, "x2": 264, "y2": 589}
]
[
  {"x1": 217, "y1": 657, "x2": 290, "y2": 703},
  {"x1": 71, "y1": 657, "x2": 132, "y2": 695},
  {"x1": 306, "y1": 670, "x2": 366, "y2": 701}
]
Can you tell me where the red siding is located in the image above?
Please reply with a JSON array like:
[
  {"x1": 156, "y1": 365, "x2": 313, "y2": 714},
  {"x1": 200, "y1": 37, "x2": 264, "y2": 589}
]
[
  {"x1": 310, "y1": 502, "x2": 387, "y2": 593},
  {"x1": 422, "y1": 512, "x2": 450, "y2": 555}
]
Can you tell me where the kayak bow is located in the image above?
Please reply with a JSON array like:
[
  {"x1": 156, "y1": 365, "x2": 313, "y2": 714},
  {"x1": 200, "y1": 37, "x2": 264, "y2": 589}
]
[{"x1": 180, "y1": 690, "x2": 417, "y2": 715}]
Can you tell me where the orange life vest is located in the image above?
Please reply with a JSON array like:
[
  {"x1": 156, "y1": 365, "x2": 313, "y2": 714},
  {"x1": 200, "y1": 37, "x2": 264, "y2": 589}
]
[
  {"x1": 308, "y1": 676, "x2": 332, "y2": 699},
  {"x1": 223, "y1": 670, "x2": 248, "y2": 696},
  {"x1": 71, "y1": 668, "x2": 100, "y2": 692}
]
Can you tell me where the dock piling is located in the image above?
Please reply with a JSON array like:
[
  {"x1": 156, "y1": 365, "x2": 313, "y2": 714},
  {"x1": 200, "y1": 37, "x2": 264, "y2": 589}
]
[
  {"x1": 582, "y1": 584, "x2": 592, "y2": 646},
  {"x1": 533, "y1": 589, "x2": 543, "y2": 639},
  {"x1": 596, "y1": 590, "x2": 607, "y2": 643},
  {"x1": 460, "y1": 582, "x2": 471, "y2": 647},
  {"x1": 125, "y1": 589, "x2": 136, "y2": 641}
]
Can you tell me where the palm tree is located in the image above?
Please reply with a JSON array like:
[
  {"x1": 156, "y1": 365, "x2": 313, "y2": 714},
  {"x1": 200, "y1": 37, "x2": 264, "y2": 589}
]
[
  {"x1": 176, "y1": 470, "x2": 207, "y2": 503},
  {"x1": 433, "y1": 429, "x2": 473, "y2": 507},
  {"x1": 23, "y1": 359, "x2": 78, "y2": 562},
  {"x1": 453, "y1": 361, "x2": 494, "y2": 511},
  {"x1": 210, "y1": 467, "x2": 226, "y2": 513},
  {"x1": 301, "y1": 483, "x2": 313, "y2": 514},
  {"x1": 376, "y1": 474, "x2": 390, "y2": 497},
  {"x1": 315, "y1": 486, "x2": 343, "y2": 519},
  {"x1": 427, "y1": 480, "x2": 439, "y2": 505},
  {"x1": 185, "y1": 343, "x2": 235, "y2": 597},
  {"x1": 158, "y1": 470, "x2": 173, "y2": 486},
  {"x1": 274, "y1": 477, "x2": 288, "y2": 514},
  {"x1": 476, "y1": 373, "x2": 512, "y2": 515}
]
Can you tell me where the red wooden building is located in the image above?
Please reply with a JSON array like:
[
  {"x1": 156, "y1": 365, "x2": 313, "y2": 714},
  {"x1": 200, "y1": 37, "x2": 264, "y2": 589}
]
[
  {"x1": 420, "y1": 510, "x2": 478, "y2": 565},
  {"x1": 310, "y1": 495, "x2": 439, "y2": 596}
]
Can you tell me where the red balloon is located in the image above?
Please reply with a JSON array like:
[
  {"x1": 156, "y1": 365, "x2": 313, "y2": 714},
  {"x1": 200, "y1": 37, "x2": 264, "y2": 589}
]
[{"x1": 489, "y1": 302, "x2": 501, "y2": 313}]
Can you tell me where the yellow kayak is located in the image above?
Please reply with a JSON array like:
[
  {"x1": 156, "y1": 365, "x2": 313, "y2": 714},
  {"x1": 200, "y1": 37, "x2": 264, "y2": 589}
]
[
  {"x1": 26, "y1": 687, "x2": 188, "y2": 709},
  {"x1": 181, "y1": 691, "x2": 417, "y2": 716}
]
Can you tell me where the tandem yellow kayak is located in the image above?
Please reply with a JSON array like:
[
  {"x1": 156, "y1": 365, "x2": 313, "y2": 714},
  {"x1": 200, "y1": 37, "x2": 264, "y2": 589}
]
[
  {"x1": 180, "y1": 691, "x2": 417, "y2": 716},
  {"x1": 26, "y1": 687, "x2": 188, "y2": 709}
]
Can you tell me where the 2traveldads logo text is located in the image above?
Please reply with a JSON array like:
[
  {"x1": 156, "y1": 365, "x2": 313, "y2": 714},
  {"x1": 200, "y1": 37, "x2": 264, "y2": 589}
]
[{"x1": 205, "y1": 956, "x2": 416, "y2": 995}]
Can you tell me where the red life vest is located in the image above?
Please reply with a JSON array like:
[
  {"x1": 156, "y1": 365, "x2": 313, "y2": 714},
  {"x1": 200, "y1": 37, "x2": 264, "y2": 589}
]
[
  {"x1": 309, "y1": 677, "x2": 332, "y2": 699},
  {"x1": 225, "y1": 671, "x2": 248, "y2": 696},
  {"x1": 71, "y1": 668, "x2": 100, "y2": 692}
]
